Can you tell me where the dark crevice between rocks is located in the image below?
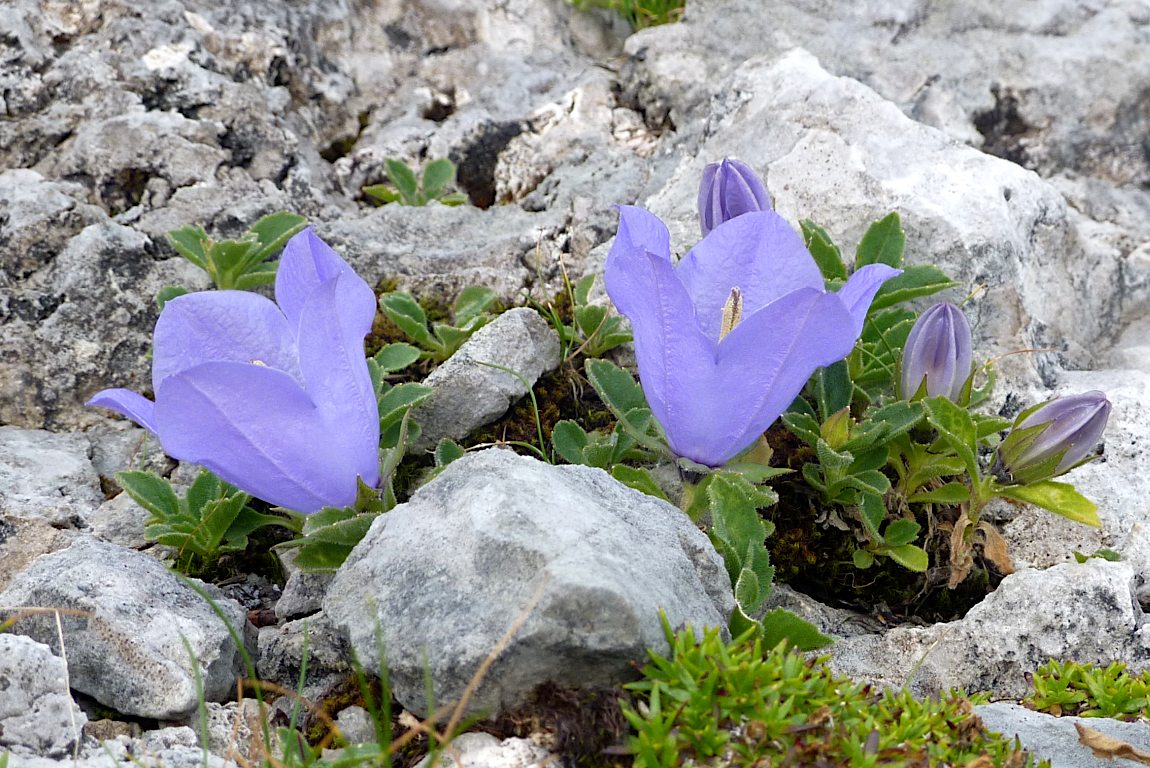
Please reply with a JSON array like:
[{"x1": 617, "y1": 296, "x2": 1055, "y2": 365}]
[
  {"x1": 421, "y1": 87, "x2": 456, "y2": 123},
  {"x1": 320, "y1": 111, "x2": 371, "y2": 163},
  {"x1": 449, "y1": 121, "x2": 524, "y2": 209},
  {"x1": 973, "y1": 85, "x2": 1032, "y2": 167}
]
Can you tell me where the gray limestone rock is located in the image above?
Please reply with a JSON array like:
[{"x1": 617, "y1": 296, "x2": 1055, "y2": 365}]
[
  {"x1": 976, "y1": 702, "x2": 1150, "y2": 768},
  {"x1": 0, "y1": 536, "x2": 250, "y2": 719},
  {"x1": 273, "y1": 547, "x2": 333, "y2": 622},
  {"x1": 410, "y1": 308, "x2": 561, "y2": 451},
  {"x1": 641, "y1": 49, "x2": 1125, "y2": 387},
  {"x1": 826, "y1": 559, "x2": 1150, "y2": 700},
  {"x1": 0, "y1": 426, "x2": 104, "y2": 527},
  {"x1": 323, "y1": 448, "x2": 734, "y2": 717},
  {"x1": 413, "y1": 733, "x2": 553, "y2": 768},
  {"x1": 255, "y1": 612, "x2": 353, "y2": 701},
  {"x1": 0, "y1": 634, "x2": 87, "y2": 757},
  {"x1": 0, "y1": 516, "x2": 76, "y2": 594}
]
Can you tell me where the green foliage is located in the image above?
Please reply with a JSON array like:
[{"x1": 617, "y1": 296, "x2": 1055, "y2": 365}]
[
  {"x1": 568, "y1": 0, "x2": 684, "y2": 30},
  {"x1": 164, "y1": 211, "x2": 307, "y2": 296},
  {"x1": 378, "y1": 286, "x2": 498, "y2": 363},
  {"x1": 364, "y1": 158, "x2": 469, "y2": 207},
  {"x1": 1027, "y1": 659, "x2": 1150, "y2": 720},
  {"x1": 117, "y1": 468, "x2": 296, "y2": 576},
  {"x1": 622, "y1": 619, "x2": 1047, "y2": 768}
]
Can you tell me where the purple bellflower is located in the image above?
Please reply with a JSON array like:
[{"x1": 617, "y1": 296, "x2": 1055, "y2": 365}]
[
  {"x1": 899, "y1": 302, "x2": 974, "y2": 402},
  {"x1": 993, "y1": 391, "x2": 1111, "y2": 485},
  {"x1": 606, "y1": 205, "x2": 901, "y2": 468},
  {"x1": 88, "y1": 228, "x2": 380, "y2": 513},
  {"x1": 698, "y1": 158, "x2": 770, "y2": 235}
]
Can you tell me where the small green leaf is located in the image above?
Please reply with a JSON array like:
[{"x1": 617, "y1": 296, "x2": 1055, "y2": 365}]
[
  {"x1": 452, "y1": 285, "x2": 498, "y2": 327},
  {"x1": 907, "y1": 482, "x2": 970, "y2": 504},
  {"x1": 869, "y1": 265, "x2": 958, "y2": 311},
  {"x1": 116, "y1": 470, "x2": 181, "y2": 519},
  {"x1": 573, "y1": 273, "x2": 596, "y2": 305},
  {"x1": 853, "y1": 549, "x2": 875, "y2": 569},
  {"x1": 781, "y1": 411, "x2": 821, "y2": 448},
  {"x1": 734, "y1": 568, "x2": 761, "y2": 612},
  {"x1": 438, "y1": 191, "x2": 469, "y2": 206},
  {"x1": 293, "y1": 514, "x2": 379, "y2": 572},
  {"x1": 610, "y1": 465, "x2": 668, "y2": 501},
  {"x1": 246, "y1": 211, "x2": 307, "y2": 262},
  {"x1": 814, "y1": 360, "x2": 852, "y2": 421},
  {"x1": 800, "y1": 220, "x2": 847, "y2": 281},
  {"x1": 923, "y1": 396, "x2": 980, "y2": 480},
  {"x1": 434, "y1": 438, "x2": 466, "y2": 467},
  {"x1": 156, "y1": 285, "x2": 189, "y2": 311},
  {"x1": 385, "y1": 158, "x2": 419, "y2": 204},
  {"x1": 551, "y1": 420, "x2": 590, "y2": 464},
  {"x1": 421, "y1": 158, "x2": 456, "y2": 199},
  {"x1": 378, "y1": 382, "x2": 433, "y2": 431},
  {"x1": 165, "y1": 226, "x2": 210, "y2": 270},
  {"x1": 886, "y1": 544, "x2": 929, "y2": 572},
  {"x1": 379, "y1": 292, "x2": 434, "y2": 349},
  {"x1": 363, "y1": 184, "x2": 400, "y2": 204},
  {"x1": 882, "y1": 518, "x2": 921, "y2": 548},
  {"x1": 374, "y1": 342, "x2": 422, "y2": 373},
  {"x1": 211, "y1": 238, "x2": 260, "y2": 280},
  {"x1": 857, "y1": 492, "x2": 887, "y2": 539},
  {"x1": 759, "y1": 607, "x2": 832, "y2": 651},
  {"x1": 184, "y1": 470, "x2": 222, "y2": 516},
  {"x1": 994, "y1": 480, "x2": 1101, "y2": 527},
  {"x1": 232, "y1": 262, "x2": 279, "y2": 290},
  {"x1": 197, "y1": 495, "x2": 248, "y2": 552},
  {"x1": 585, "y1": 358, "x2": 648, "y2": 418},
  {"x1": 855, "y1": 212, "x2": 905, "y2": 268},
  {"x1": 575, "y1": 304, "x2": 608, "y2": 339}
]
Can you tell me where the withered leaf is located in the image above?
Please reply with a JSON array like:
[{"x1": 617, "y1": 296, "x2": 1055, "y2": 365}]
[{"x1": 1075, "y1": 721, "x2": 1150, "y2": 764}]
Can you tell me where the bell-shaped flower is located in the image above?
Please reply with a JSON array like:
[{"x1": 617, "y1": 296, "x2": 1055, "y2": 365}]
[
  {"x1": 698, "y1": 158, "x2": 770, "y2": 235},
  {"x1": 606, "y1": 205, "x2": 901, "y2": 468},
  {"x1": 87, "y1": 228, "x2": 380, "y2": 513},
  {"x1": 993, "y1": 391, "x2": 1111, "y2": 485},
  {"x1": 898, "y1": 302, "x2": 974, "y2": 402}
]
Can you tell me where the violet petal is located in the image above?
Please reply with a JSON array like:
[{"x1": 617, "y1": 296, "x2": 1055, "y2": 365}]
[
  {"x1": 152, "y1": 290, "x2": 302, "y2": 390},
  {"x1": 275, "y1": 228, "x2": 354, "y2": 334},
  {"x1": 679, "y1": 211, "x2": 824, "y2": 341},
  {"x1": 86, "y1": 388, "x2": 160, "y2": 435},
  {"x1": 155, "y1": 361, "x2": 361, "y2": 512}
]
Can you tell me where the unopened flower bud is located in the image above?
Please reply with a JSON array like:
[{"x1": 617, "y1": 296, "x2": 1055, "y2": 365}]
[
  {"x1": 993, "y1": 391, "x2": 1111, "y2": 485},
  {"x1": 698, "y1": 158, "x2": 770, "y2": 235},
  {"x1": 898, "y1": 302, "x2": 973, "y2": 402}
]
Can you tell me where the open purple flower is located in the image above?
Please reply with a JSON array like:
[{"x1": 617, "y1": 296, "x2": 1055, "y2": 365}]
[
  {"x1": 88, "y1": 228, "x2": 380, "y2": 513},
  {"x1": 606, "y1": 206, "x2": 900, "y2": 468},
  {"x1": 698, "y1": 158, "x2": 770, "y2": 235}
]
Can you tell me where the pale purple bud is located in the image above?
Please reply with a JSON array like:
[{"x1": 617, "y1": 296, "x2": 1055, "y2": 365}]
[
  {"x1": 698, "y1": 158, "x2": 770, "y2": 235},
  {"x1": 899, "y1": 302, "x2": 973, "y2": 402},
  {"x1": 995, "y1": 391, "x2": 1111, "y2": 484}
]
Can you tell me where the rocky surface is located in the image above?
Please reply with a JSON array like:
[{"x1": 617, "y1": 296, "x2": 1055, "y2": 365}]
[
  {"x1": 825, "y1": 559, "x2": 1150, "y2": 700},
  {"x1": 410, "y1": 307, "x2": 562, "y2": 450},
  {"x1": 0, "y1": 536, "x2": 250, "y2": 719},
  {"x1": 0, "y1": 635, "x2": 86, "y2": 758},
  {"x1": 977, "y1": 702, "x2": 1150, "y2": 768},
  {"x1": 324, "y1": 448, "x2": 734, "y2": 717}
]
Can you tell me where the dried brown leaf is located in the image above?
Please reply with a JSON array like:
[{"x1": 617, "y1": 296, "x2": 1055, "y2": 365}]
[{"x1": 1075, "y1": 722, "x2": 1150, "y2": 764}]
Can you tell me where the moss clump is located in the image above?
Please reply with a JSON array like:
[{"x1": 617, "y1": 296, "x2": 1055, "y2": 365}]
[
  {"x1": 762, "y1": 425, "x2": 1005, "y2": 623},
  {"x1": 622, "y1": 621, "x2": 1047, "y2": 767}
]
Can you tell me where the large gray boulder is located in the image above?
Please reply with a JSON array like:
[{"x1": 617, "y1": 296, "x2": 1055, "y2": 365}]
[
  {"x1": 0, "y1": 537, "x2": 250, "y2": 719},
  {"x1": 324, "y1": 448, "x2": 734, "y2": 716},
  {"x1": 0, "y1": 426, "x2": 105, "y2": 527}
]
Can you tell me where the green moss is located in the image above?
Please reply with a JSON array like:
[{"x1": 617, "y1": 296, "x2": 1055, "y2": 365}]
[
  {"x1": 623, "y1": 621, "x2": 1048, "y2": 767},
  {"x1": 761, "y1": 425, "x2": 1003, "y2": 622}
]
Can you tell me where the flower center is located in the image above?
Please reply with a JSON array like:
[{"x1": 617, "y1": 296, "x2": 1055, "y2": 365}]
[{"x1": 719, "y1": 287, "x2": 742, "y2": 340}]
